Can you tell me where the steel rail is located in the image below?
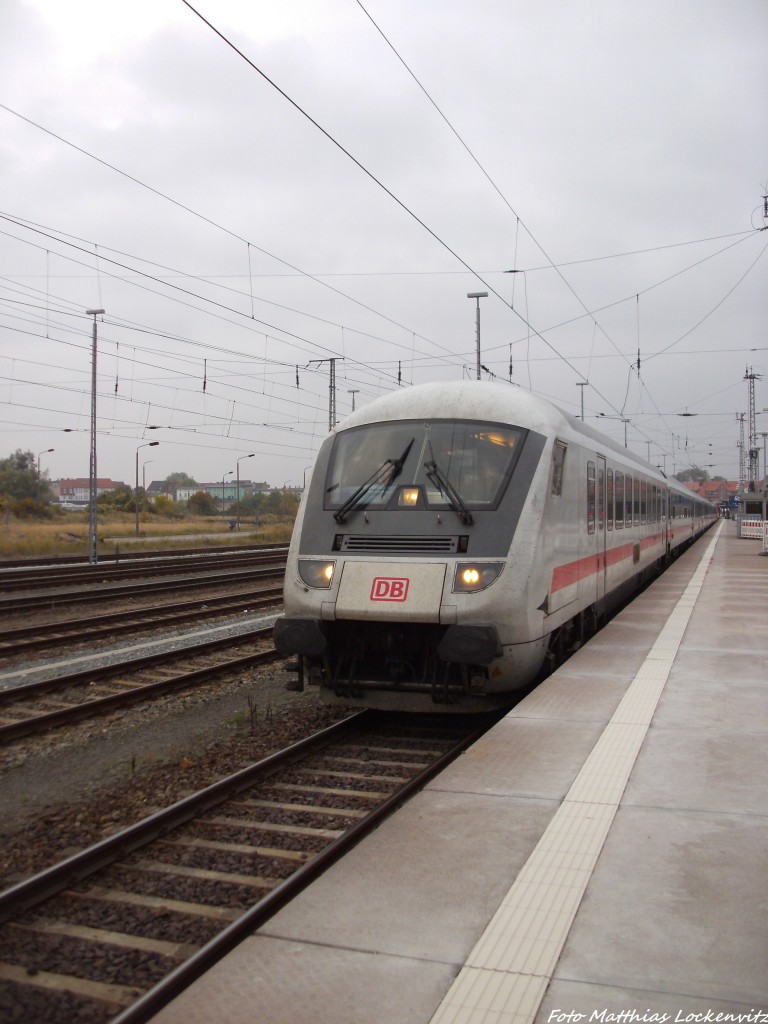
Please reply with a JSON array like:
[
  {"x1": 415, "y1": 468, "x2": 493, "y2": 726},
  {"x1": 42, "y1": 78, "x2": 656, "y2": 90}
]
[
  {"x1": 0, "y1": 542, "x2": 288, "y2": 571},
  {"x1": 0, "y1": 551, "x2": 287, "y2": 592},
  {"x1": 0, "y1": 565, "x2": 285, "y2": 612},
  {"x1": 0, "y1": 628, "x2": 280, "y2": 743},
  {"x1": 110, "y1": 710, "x2": 499, "y2": 1024},
  {"x1": 0, "y1": 709, "x2": 499, "y2": 1024},
  {"x1": 0, "y1": 712, "x2": 371, "y2": 924},
  {"x1": 0, "y1": 587, "x2": 282, "y2": 655}
]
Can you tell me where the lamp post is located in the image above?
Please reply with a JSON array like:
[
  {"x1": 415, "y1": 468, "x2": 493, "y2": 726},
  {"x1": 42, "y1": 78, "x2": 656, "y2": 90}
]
[
  {"x1": 576, "y1": 382, "x2": 587, "y2": 421},
  {"x1": 37, "y1": 448, "x2": 54, "y2": 499},
  {"x1": 467, "y1": 292, "x2": 488, "y2": 380},
  {"x1": 598, "y1": 414, "x2": 630, "y2": 448},
  {"x1": 135, "y1": 441, "x2": 160, "y2": 535},
  {"x1": 222, "y1": 471, "x2": 234, "y2": 514},
  {"x1": 236, "y1": 454, "x2": 254, "y2": 530},
  {"x1": 86, "y1": 308, "x2": 105, "y2": 563},
  {"x1": 142, "y1": 459, "x2": 155, "y2": 521}
]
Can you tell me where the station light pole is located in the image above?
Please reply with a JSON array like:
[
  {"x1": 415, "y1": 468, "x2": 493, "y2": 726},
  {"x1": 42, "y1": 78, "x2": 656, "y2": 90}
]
[
  {"x1": 467, "y1": 292, "x2": 488, "y2": 381},
  {"x1": 142, "y1": 460, "x2": 156, "y2": 521},
  {"x1": 86, "y1": 309, "x2": 105, "y2": 563},
  {"x1": 236, "y1": 453, "x2": 254, "y2": 530},
  {"x1": 37, "y1": 448, "x2": 54, "y2": 499},
  {"x1": 135, "y1": 441, "x2": 159, "y2": 535},
  {"x1": 598, "y1": 413, "x2": 631, "y2": 448},
  {"x1": 576, "y1": 382, "x2": 587, "y2": 421},
  {"x1": 222, "y1": 470, "x2": 234, "y2": 514}
]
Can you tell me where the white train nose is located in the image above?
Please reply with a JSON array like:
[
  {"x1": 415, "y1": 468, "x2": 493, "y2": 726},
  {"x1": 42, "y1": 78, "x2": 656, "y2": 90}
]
[{"x1": 335, "y1": 561, "x2": 447, "y2": 622}]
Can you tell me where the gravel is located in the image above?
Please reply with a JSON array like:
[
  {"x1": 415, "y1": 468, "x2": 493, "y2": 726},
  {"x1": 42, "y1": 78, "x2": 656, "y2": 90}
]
[
  {"x1": 0, "y1": 610, "x2": 280, "y2": 689},
  {"x1": 0, "y1": 654, "x2": 352, "y2": 889}
]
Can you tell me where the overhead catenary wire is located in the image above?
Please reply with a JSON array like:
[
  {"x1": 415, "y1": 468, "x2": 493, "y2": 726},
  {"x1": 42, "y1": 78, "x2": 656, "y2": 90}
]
[
  {"x1": 347, "y1": 3, "x2": 767, "y2": 468},
  {"x1": 0, "y1": 107, "x2": 462, "y2": 367},
  {"x1": 179, "y1": 0, "x2": 634, "y2": 419},
  {"x1": 0, "y1": 212, "x2": 466, "y2": 377},
  {"x1": 1, "y1": 93, "x2": 757, "y2": 460},
  {"x1": 0, "y1": 19, "x2": 757, "y2": 481},
  {"x1": 354, "y1": 0, "x2": 636, "y2": 378}
]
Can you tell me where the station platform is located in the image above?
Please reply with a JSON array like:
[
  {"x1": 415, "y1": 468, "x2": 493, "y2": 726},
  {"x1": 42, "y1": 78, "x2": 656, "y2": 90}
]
[{"x1": 153, "y1": 521, "x2": 767, "y2": 1024}]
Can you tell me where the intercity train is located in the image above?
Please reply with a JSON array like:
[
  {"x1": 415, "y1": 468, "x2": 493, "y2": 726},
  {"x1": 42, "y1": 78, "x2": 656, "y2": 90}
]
[{"x1": 274, "y1": 381, "x2": 716, "y2": 711}]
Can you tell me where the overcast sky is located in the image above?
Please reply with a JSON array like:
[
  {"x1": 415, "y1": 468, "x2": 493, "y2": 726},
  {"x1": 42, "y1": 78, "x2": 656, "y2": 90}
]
[{"x1": 1, "y1": 0, "x2": 766, "y2": 490}]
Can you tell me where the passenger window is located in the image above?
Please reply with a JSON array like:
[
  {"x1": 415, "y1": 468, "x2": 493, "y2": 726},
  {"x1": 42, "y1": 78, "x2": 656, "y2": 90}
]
[
  {"x1": 587, "y1": 461, "x2": 596, "y2": 534},
  {"x1": 615, "y1": 471, "x2": 624, "y2": 528},
  {"x1": 626, "y1": 476, "x2": 633, "y2": 527},
  {"x1": 550, "y1": 441, "x2": 567, "y2": 496},
  {"x1": 607, "y1": 469, "x2": 614, "y2": 530}
]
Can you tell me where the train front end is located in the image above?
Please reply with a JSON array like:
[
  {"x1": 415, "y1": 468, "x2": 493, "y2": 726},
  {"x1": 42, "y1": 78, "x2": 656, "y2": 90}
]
[{"x1": 273, "y1": 383, "x2": 548, "y2": 711}]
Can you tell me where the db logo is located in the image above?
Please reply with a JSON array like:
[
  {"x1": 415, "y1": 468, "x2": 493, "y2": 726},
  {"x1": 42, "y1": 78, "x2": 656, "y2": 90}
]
[{"x1": 370, "y1": 577, "x2": 410, "y2": 602}]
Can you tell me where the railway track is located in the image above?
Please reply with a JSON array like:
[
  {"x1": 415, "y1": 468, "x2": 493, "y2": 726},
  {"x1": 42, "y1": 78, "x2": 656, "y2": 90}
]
[
  {"x1": 0, "y1": 587, "x2": 282, "y2": 658},
  {"x1": 0, "y1": 543, "x2": 288, "y2": 572},
  {"x1": 0, "y1": 709, "x2": 499, "y2": 1024},
  {"x1": 0, "y1": 547, "x2": 288, "y2": 590},
  {"x1": 0, "y1": 626, "x2": 282, "y2": 743},
  {"x1": 0, "y1": 564, "x2": 286, "y2": 615}
]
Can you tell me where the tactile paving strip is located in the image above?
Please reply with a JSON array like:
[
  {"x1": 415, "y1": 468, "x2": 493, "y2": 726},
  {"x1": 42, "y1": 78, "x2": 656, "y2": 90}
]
[{"x1": 429, "y1": 524, "x2": 722, "y2": 1024}]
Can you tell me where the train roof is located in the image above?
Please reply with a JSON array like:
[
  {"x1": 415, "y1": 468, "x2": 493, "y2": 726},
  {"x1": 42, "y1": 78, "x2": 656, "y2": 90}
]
[
  {"x1": 336, "y1": 381, "x2": 646, "y2": 468},
  {"x1": 333, "y1": 381, "x2": 712, "y2": 504}
]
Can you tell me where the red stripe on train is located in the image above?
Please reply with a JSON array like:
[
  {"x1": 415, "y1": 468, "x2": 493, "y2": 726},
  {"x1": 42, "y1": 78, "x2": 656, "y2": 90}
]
[{"x1": 550, "y1": 533, "x2": 664, "y2": 594}]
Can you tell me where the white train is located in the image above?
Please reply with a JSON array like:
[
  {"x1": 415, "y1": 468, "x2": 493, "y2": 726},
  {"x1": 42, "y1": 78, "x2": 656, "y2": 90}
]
[{"x1": 274, "y1": 381, "x2": 716, "y2": 711}]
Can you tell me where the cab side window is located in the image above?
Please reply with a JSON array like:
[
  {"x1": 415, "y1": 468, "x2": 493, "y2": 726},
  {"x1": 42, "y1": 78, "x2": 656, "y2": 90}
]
[{"x1": 551, "y1": 441, "x2": 567, "y2": 496}]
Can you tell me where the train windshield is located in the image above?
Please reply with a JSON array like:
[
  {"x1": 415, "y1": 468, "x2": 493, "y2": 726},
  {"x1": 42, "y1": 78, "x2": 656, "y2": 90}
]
[{"x1": 325, "y1": 419, "x2": 523, "y2": 513}]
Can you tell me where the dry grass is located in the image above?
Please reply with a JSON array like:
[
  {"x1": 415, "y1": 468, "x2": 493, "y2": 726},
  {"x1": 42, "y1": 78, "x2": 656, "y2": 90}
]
[{"x1": 0, "y1": 512, "x2": 295, "y2": 559}]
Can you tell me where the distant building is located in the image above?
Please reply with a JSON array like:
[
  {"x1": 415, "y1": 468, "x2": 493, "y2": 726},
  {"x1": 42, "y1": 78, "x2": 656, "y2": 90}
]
[
  {"x1": 55, "y1": 478, "x2": 129, "y2": 505},
  {"x1": 146, "y1": 480, "x2": 175, "y2": 502},
  {"x1": 158, "y1": 480, "x2": 272, "y2": 506},
  {"x1": 684, "y1": 479, "x2": 739, "y2": 505}
]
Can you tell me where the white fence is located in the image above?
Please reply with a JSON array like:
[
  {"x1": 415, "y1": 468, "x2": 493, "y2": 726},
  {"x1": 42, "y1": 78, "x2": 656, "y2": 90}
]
[{"x1": 741, "y1": 520, "x2": 768, "y2": 552}]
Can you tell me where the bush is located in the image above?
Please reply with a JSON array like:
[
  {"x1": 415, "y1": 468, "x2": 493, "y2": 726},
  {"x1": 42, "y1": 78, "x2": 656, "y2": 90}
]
[
  {"x1": 11, "y1": 498, "x2": 55, "y2": 520},
  {"x1": 187, "y1": 491, "x2": 218, "y2": 516}
]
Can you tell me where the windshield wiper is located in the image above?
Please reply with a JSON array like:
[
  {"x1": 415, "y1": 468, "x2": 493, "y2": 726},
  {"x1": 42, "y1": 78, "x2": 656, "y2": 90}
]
[
  {"x1": 333, "y1": 439, "x2": 414, "y2": 523},
  {"x1": 424, "y1": 445, "x2": 474, "y2": 525}
]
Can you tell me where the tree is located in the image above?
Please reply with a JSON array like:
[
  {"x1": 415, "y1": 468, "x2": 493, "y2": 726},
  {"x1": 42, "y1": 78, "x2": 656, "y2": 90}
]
[
  {"x1": 187, "y1": 490, "x2": 218, "y2": 515},
  {"x1": 675, "y1": 468, "x2": 710, "y2": 484},
  {"x1": 97, "y1": 485, "x2": 134, "y2": 512},
  {"x1": 12, "y1": 497, "x2": 55, "y2": 520},
  {"x1": 164, "y1": 472, "x2": 198, "y2": 490},
  {"x1": 0, "y1": 449, "x2": 53, "y2": 503},
  {"x1": 263, "y1": 488, "x2": 299, "y2": 517},
  {"x1": 152, "y1": 495, "x2": 175, "y2": 515}
]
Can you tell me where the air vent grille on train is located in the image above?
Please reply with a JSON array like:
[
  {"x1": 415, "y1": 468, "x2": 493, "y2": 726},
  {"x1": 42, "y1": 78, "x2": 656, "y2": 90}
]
[{"x1": 338, "y1": 535, "x2": 461, "y2": 553}]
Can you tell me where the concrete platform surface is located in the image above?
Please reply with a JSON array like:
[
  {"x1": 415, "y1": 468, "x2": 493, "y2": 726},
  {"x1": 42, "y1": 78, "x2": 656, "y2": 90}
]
[{"x1": 153, "y1": 523, "x2": 767, "y2": 1024}]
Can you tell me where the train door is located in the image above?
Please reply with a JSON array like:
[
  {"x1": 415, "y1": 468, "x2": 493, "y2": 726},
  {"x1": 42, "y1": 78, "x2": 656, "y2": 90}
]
[
  {"x1": 662, "y1": 485, "x2": 670, "y2": 558},
  {"x1": 597, "y1": 455, "x2": 607, "y2": 606}
]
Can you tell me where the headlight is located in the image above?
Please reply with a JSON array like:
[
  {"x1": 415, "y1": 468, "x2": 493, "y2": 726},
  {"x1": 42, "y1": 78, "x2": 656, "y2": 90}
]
[
  {"x1": 452, "y1": 561, "x2": 504, "y2": 593},
  {"x1": 398, "y1": 487, "x2": 421, "y2": 507},
  {"x1": 298, "y1": 559, "x2": 336, "y2": 589}
]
